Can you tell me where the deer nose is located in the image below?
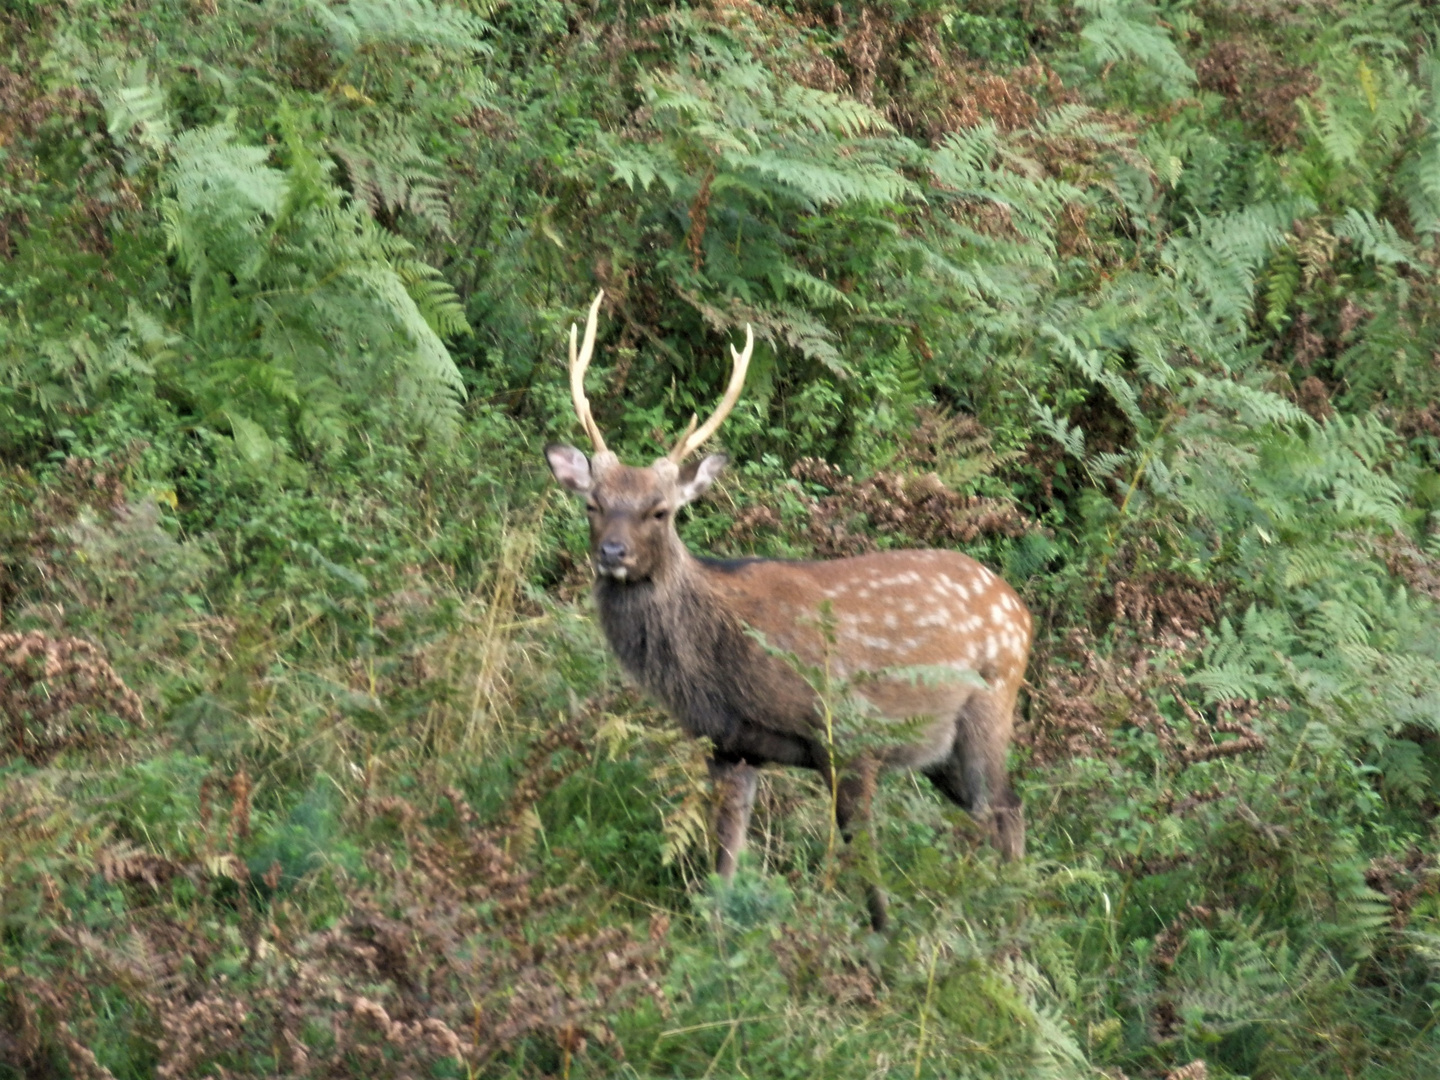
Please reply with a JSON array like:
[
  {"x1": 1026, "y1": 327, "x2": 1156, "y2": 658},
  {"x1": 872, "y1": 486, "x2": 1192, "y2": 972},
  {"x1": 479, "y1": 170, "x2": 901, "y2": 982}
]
[{"x1": 598, "y1": 540, "x2": 629, "y2": 565}]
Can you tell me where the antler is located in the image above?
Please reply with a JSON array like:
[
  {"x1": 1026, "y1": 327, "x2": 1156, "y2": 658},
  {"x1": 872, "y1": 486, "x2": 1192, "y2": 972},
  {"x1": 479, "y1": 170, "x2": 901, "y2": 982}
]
[
  {"x1": 666, "y1": 324, "x2": 754, "y2": 463},
  {"x1": 568, "y1": 290, "x2": 608, "y2": 455}
]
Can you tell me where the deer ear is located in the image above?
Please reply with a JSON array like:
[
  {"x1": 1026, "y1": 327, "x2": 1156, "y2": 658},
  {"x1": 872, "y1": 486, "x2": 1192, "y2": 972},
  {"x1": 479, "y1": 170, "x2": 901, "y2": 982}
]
[
  {"x1": 545, "y1": 444, "x2": 593, "y2": 494},
  {"x1": 677, "y1": 453, "x2": 727, "y2": 505}
]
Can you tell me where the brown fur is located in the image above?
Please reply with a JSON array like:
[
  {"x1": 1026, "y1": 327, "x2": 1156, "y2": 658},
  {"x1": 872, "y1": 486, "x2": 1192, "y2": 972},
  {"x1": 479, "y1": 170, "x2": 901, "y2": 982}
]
[{"x1": 546, "y1": 446, "x2": 1032, "y2": 929}]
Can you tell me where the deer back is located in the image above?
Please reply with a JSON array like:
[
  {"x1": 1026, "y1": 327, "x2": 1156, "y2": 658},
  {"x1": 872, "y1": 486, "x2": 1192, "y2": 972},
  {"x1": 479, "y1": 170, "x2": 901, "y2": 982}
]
[{"x1": 699, "y1": 550, "x2": 1032, "y2": 765}]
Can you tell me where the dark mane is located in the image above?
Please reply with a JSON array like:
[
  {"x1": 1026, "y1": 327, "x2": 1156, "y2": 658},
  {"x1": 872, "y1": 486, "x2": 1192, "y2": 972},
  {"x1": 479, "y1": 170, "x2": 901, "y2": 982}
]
[
  {"x1": 697, "y1": 555, "x2": 819, "y2": 574},
  {"x1": 696, "y1": 555, "x2": 774, "y2": 574}
]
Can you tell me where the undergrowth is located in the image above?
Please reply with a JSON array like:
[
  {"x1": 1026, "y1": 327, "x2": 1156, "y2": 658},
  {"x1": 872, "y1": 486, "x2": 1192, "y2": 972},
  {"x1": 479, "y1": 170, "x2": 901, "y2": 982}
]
[{"x1": 2, "y1": 0, "x2": 1440, "y2": 1077}]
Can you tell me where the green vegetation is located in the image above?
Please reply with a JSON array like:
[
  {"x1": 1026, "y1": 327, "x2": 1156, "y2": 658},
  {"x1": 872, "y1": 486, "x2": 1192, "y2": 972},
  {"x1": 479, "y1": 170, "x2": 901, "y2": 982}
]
[{"x1": 3, "y1": 0, "x2": 1439, "y2": 1076}]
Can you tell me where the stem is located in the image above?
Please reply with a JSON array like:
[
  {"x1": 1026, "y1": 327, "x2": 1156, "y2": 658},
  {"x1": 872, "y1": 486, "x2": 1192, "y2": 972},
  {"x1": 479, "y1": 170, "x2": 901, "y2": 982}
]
[
  {"x1": 913, "y1": 940, "x2": 941, "y2": 1080},
  {"x1": 1094, "y1": 413, "x2": 1174, "y2": 586}
]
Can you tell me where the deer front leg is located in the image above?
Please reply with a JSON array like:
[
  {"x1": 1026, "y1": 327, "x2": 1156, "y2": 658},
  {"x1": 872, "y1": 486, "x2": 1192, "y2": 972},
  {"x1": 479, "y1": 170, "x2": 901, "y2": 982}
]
[
  {"x1": 833, "y1": 757, "x2": 888, "y2": 932},
  {"x1": 708, "y1": 757, "x2": 759, "y2": 879}
]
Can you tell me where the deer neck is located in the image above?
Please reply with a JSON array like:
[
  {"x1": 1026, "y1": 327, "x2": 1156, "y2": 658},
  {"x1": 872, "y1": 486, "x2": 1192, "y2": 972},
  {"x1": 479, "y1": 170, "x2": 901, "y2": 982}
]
[
  {"x1": 592, "y1": 545, "x2": 753, "y2": 743},
  {"x1": 592, "y1": 542, "x2": 709, "y2": 669}
]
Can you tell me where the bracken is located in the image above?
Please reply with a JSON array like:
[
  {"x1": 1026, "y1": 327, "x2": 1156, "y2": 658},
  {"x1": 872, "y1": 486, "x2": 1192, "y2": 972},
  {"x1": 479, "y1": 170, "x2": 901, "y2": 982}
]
[{"x1": 0, "y1": 629, "x2": 144, "y2": 764}]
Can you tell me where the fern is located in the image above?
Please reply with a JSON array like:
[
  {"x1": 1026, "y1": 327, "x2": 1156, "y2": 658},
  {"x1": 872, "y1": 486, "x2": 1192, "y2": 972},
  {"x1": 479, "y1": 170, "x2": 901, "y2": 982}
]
[
  {"x1": 1077, "y1": 0, "x2": 1196, "y2": 98},
  {"x1": 1399, "y1": 56, "x2": 1440, "y2": 234},
  {"x1": 97, "y1": 59, "x2": 171, "y2": 155},
  {"x1": 331, "y1": 121, "x2": 454, "y2": 237},
  {"x1": 163, "y1": 120, "x2": 467, "y2": 450},
  {"x1": 290, "y1": 0, "x2": 492, "y2": 55},
  {"x1": 1163, "y1": 201, "x2": 1309, "y2": 334},
  {"x1": 1333, "y1": 208, "x2": 1417, "y2": 269}
]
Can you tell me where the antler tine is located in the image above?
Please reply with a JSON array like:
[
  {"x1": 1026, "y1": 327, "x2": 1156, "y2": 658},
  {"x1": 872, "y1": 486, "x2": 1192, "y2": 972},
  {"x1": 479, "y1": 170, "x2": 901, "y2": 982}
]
[
  {"x1": 568, "y1": 290, "x2": 608, "y2": 455},
  {"x1": 668, "y1": 324, "x2": 754, "y2": 463}
]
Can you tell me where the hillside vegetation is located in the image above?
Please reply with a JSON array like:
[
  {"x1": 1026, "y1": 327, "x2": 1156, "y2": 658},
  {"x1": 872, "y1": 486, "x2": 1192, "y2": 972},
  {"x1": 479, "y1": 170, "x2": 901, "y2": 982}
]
[{"x1": 3, "y1": 1, "x2": 1440, "y2": 1077}]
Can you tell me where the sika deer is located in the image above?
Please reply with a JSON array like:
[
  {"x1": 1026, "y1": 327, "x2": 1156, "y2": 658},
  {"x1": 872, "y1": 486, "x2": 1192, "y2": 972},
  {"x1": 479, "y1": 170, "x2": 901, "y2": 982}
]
[{"x1": 545, "y1": 292, "x2": 1032, "y2": 929}]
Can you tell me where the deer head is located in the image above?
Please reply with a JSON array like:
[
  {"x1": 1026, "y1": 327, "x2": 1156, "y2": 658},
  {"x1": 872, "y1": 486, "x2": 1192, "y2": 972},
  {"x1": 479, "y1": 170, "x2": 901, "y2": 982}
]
[{"x1": 545, "y1": 291, "x2": 754, "y2": 583}]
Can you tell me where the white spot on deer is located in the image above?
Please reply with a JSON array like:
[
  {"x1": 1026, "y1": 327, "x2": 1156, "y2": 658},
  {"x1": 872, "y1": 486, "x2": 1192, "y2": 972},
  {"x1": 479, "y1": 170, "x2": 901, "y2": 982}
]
[
  {"x1": 902, "y1": 601, "x2": 916, "y2": 614},
  {"x1": 861, "y1": 634, "x2": 893, "y2": 651},
  {"x1": 989, "y1": 603, "x2": 1005, "y2": 624},
  {"x1": 857, "y1": 587, "x2": 872, "y2": 599},
  {"x1": 986, "y1": 638, "x2": 999, "y2": 660},
  {"x1": 883, "y1": 613, "x2": 898, "y2": 629}
]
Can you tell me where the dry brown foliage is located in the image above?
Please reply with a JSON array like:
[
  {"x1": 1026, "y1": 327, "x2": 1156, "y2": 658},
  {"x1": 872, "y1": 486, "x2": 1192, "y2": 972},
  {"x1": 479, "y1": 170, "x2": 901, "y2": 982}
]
[
  {"x1": 787, "y1": 457, "x2": 1037, "y2": 557},
  {"x1": 1364, "y1": 532, "x2": 1440, "y2": 601},
  {"x1": 1288, "y1": 310, "x2": 1328, "y2": 369},
  {"x1": 1024, "y1": 604, "x2": 1267, "y2": 771},
  {"x1": 830, "y1": 7, "x2": 1071, "y2": 142},
  {"x1": 1111, "y1": 571, "x2": 1225, "y2": 642},
  {"x1": 1, "y1": 777, "x2": 668, "y2": 1078},
  {"x1": 1364, "y1": 848, "x2": 1440, "y2": 930},
  {"x1": 816, "y1": 0, "x2": 1143, "y2": 273},
  {"x1": 770, "y1": 913, "x2": 879, "y2": 1006},
  {"x1": 1165, "y1": 1059, "x2": 1210, "y2": 1080},
  {"x1": 1395, "y1": 400, "x2": 1440, "y2": 441},
  {"x1": 1, "y1": 968, "x2": 122, "y2": 1080},
  {"x1": 2, "y1": 452, "x2": 136, "y2": 613},
  {"x1": 637, "y1": 0, "x2": 850, "y2": 94},
  {"x1": 0, "y1": 37, "x2": 142, "y2": 257},
  {"x1": 0, "y1": 54, "x2": 99, "y2": 256},
  {"x1": 0, "y1": 630, "x2": 144, "y2": 764},
  {"x1": 1172, "y1": 698, "x2": 1268, "y2": 766},
  {"x1": 1296, "y1": 374, "x2": 1335, "y2": 421},
  {"x1": 1196, "y1": 38, "x2": 1317, "y2": 148},
  {"x1": 1152, "y1": 904, "x2": 1218, "y2": 970},
  {"x1": 1022, "y1": 625, "x2": 1183, "y2": 762}
]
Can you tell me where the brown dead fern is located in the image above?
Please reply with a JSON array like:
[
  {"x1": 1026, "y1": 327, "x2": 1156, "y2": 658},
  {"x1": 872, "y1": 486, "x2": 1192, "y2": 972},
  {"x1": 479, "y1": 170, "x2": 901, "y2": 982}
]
[
  {"x1": 0, "y1": 630, "x2": 144, "y2": 764},
  {"x1": 788, "y1": 457, "x2": 1037, "y2": 557}
]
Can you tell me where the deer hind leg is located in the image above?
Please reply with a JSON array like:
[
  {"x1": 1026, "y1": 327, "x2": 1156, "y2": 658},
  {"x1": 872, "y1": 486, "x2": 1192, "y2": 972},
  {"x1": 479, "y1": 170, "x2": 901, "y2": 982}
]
[
  {"x1": 708, "y1": 757, "x2": 759, "y2": 879},
  {"x1": 832, "y1": 756, "x2": 889, "y2": 931},
  {"x1": 924, "y1": 690, "x2": 1025, "y2": 860}
]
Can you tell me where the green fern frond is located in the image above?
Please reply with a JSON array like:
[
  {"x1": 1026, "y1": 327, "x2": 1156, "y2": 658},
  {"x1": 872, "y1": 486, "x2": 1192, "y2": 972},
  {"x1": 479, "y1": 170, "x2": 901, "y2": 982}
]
[
  {"x1": 331, "y1": 123, "x2": 454, "y2": 237},
  {"x1": 1333, "y1": 208, "x2": 1417, "y2": 268},
  {"x1": 296, "y1": 0, "x2": 492, "y2": 55},
  {"x1": 1078, "y1": 0, "x2": 1196, "y2": 97}
]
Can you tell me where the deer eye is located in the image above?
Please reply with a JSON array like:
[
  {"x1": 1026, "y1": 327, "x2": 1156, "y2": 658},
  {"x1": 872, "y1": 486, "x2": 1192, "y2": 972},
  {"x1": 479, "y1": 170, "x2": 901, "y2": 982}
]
[
  {"x1": 585, "y1": 501, "x2": 601, "y2": 515},
  {"x1": 652, "y1": 507, "x2": 669, "y2": 521}
]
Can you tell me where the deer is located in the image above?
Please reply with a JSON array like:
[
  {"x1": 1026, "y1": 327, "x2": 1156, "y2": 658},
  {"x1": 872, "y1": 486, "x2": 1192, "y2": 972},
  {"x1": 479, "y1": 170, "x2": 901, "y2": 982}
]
[{"x1": 544, "y1": 291, "x2": 1032, "y2": 930}]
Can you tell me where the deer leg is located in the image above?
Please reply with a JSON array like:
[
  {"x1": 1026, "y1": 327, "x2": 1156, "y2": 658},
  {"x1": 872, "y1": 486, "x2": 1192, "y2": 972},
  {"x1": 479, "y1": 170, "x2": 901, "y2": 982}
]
[
  {"x1": 708, "y1": 757, "x2": 759, "y2": 879},
  {"x1": 926, "y1": 692, "x2": 1025, "y2": 861},
  {"x1": 833, "y1": 757, "x2": 888, "y2": 931}
]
